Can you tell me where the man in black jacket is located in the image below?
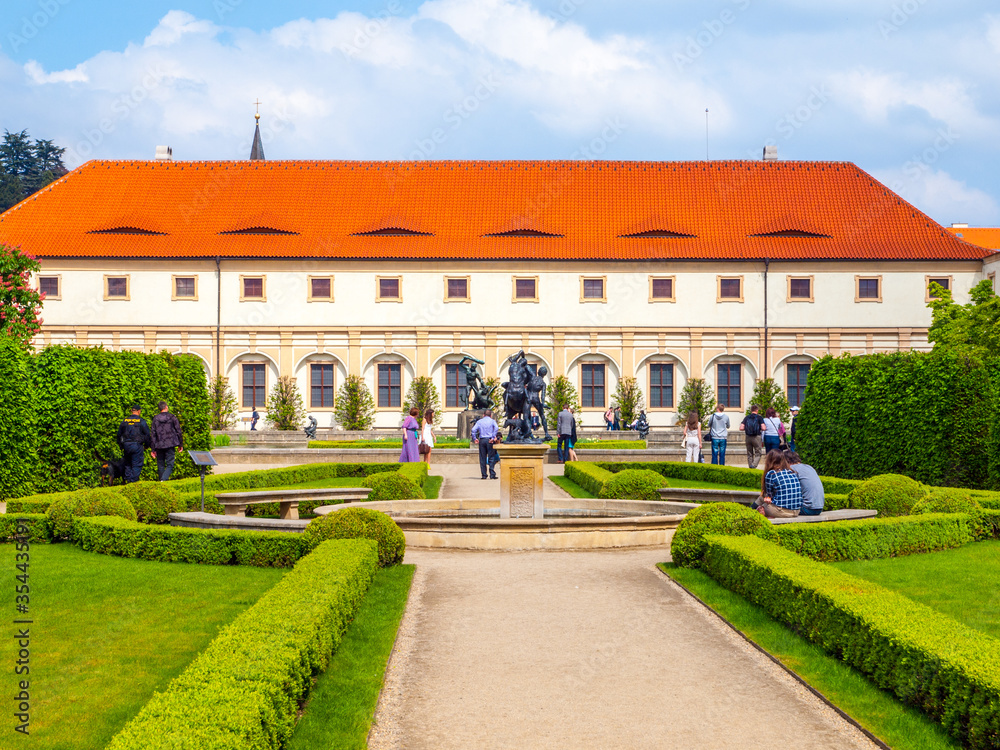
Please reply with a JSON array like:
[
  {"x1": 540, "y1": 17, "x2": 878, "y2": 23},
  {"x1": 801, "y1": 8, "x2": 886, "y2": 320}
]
[
  {"x1": 116, "y1": 404, "x2": 152, "y2": 483},
  {"x1": 151, "y1": 401, "x2": 184, "y2": 481}
]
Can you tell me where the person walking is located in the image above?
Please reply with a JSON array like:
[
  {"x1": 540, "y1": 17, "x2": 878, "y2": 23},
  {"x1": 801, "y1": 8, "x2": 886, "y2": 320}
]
[
  {"x1": 471, "y1": 409, "x2": 501, "y2": 479},
  {"x1": 604, "y1": 406, "x2": 614, "y2": 431},
  {"x1": 789, "y1": 406, "x2": 799, "y2": 452},
  {"x1": 613, "y1": 406, "x2": 621, "y2": 431},
  {"x1": 762, "y1": 407, "x2": 785, "y2": 453},
  {"x1": 150, "y1": 401, "x2": 184, "y2": 481},
  {"x1": 250, "y1": 408, "x2": 259, "y2": 431},
  {"x1": 739, "y1": 404, "x2": 765, "y2": 469},
  {"x1": 682, "y1": 411, "x2": 701, "y2": 463},
  {"x1": 557, "y1": 404, "x2": 574, "y2": 463},
  {"x1": 567, "y1": 407, "x2": 579, "y2": 462},
  {"x1": 420, "y1": 409, "x2": 435, "y2": 464},
  {"x1": 116, "y1": 404, "x2": 151, "y2": 484},
  {"x1": 707, "y1": 404, "x2": 730, "y2": 465},
  {"x1": 756, "y1": 449, "x2": 802, "y2": 518},
  {"x1": 399, "y1": 407, "x2": 420, "y2": 463},
  {"x1": 785, "y1": 450, "x2": 823, "y2": 516}
]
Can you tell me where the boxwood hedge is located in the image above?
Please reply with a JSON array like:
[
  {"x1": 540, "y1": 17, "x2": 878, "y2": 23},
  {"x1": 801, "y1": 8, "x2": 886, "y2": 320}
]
[
  {"x1": 0, "y1": 513, "x2": 50, "y2": 543},
  {"x1": 594, "y1": 461, "x2": 861, "y2": 495},
  {"x1": 564, "y1": 463, "x2": 614, "y2": 496}
]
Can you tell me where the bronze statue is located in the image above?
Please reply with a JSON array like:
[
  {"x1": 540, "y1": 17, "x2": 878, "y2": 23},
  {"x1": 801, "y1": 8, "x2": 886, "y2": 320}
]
[
  {"x1": 500, "y1": 350, "x2": 548, "y2": 443},
  {"x1": 458, "y1": 356, "x2": 495, "y2": 410},
  {"x1": 304, "y1": 415, "x2": 318, "y2": 440}
]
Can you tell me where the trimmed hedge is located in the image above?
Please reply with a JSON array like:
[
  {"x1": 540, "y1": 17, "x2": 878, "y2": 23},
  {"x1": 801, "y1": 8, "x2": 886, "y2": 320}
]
[
  {"x1": 120, "y1": 481, "x2": 185, "y2": 524},
  {"x1": 670, "y1": 502, "x2": 777, "y2": 568},
  {"x1": 702, "y1": 535, "x2": 1000, "y2": 748},
  {"x1": 303, "y1": 507, "x2": 405, "y2": 566},
  {"x1": 46, "y1": 487, "x2": 137, "y2": 540},
  {"x1": 0, "y1": 513, "x2": 50, "y2": 543},
  {"x1": 106, "y1": 539, "x2": 378, "y2": 750},
  {"x1": 599, "y1": 469, "x2": 666, "y2": 502},
  {"x1": 847, "y1": 473, "x2": 926, "y2": 517},
  {"x1": 564, "y1": 462, "x2": 614, "y2": 496},
  {"x1": 169, "y1": 462, "x2": 403, "y2": 494},
  {"x1": 74, "y1": 516, "x2": 306, "y2": 567},
  {"x1": 5, "y1": 489, "x2": 76, "y2": 514},
  {"x1": 773, "y1": 513, "x2": 974, "y2": 562},
  {"x1": 363, "y1": 471, "x2": 422, "y2": 501}
]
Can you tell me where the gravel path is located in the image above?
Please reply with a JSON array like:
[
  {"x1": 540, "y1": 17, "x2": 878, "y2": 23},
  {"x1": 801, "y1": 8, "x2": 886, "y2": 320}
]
[{"x1": 369, "y1": 547, "x2": 877, "y2": 750}]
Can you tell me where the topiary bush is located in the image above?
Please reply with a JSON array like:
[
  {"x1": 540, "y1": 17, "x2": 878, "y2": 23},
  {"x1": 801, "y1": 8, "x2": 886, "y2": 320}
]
[
  {"x1": 671, "y1": 502, "x2": 777, "y2": 568},
  {"x1": 120, "y1": 481, "x2": 185, "y2": 524},
  {"x1": 847, "y1": 473, "x2": 926, "y2": 517},
  {"x1": 363, "y1": 471, "x2": 422, "y2": 501},
  {"x1": 912, "y1": 488, "x2": 981, "y2": 516},
  {"x1": 599, "y1": 469, "x2": 666, "y2": 502},
  {"x1": 302, "y1": 508, "x2": 405, "y2": 567},
  {"x1": 46, "y1": 487, "x2": 137, "y2": 540}
]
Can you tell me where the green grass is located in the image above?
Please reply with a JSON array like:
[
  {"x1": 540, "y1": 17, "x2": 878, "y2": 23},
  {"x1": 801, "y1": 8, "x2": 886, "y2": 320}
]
[
  {"x1": 288, "y1": 564, "x2": 415, "y2": 750},
  {"x1": 0, "y1": 544, "x2": 284, "y2": 750},
  {"x1": 660, "y1": 563, "x2": 959, "y2": 750},
  {"x1": 545, "y1": 439, "x2": 646, "y2": 450},
  {"x1": 552, "y1": 473, "x2": 750, "y2": 499},
  {"x1": 550, "y1": 474, "x2": 597, "y2": 498},
  {"x1": 423, "y1": 474, "x2": 443, "y2": 499},
  {"x1": 309, "y1": 437, "x2": 471, "y2": 449},
  {"x1": 832, "y1": 540, "x2": 1000, "y2": 639}
]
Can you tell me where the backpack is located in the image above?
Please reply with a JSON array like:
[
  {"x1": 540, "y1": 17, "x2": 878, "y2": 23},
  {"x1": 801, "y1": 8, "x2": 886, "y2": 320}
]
[{"x1": 744, "y1": 413, "x2": 762, "y2": 437}]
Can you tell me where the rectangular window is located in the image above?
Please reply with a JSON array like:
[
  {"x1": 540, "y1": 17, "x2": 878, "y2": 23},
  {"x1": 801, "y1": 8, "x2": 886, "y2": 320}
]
[
  {"x1": 718, "y1": 276, "x2": 743, "y2": 301},
  {"x1": 173, "y1": 276, "x2": 197, "y2": 300},
  {"x1": 378, "y1": 363, "x2": 401, "y2": 408},
  {"x1": 649, "y1": 276, "x2": 675, "y2": 301},
  {"x1": 39, "y1": 276, "x2": 60, "y2": 299},
  {"x1": 926, "y1": 276, "x2": 952, "y2": 301},
  {"x1": 242, "y1": 363, "x2": 266, "y2": 408},
  {"x1": 787, "y1": 363, "x2": 810, "y2": 409},
  {"x1": 377, "y1": 276, "x2": 401, "y2": 301},
  {"x1": 445, "y1": 277, "x2": 470, "y2": 302},
  {"x1": 105, "y1": 275, "x2": 129, "y2": 300},
  {"x1": 581, "y1": 276, "x2": 606, "y2": 302},
  {"x1": 446, "y1": 363, "x2": 463, "y2": 408},
  {"x1": 581, "y1": 363, "x2": 606, "y2": 408},
  {"x1": 856, "y1": 276, "x2": 881, "y2": 302},
  {"x1": 309, "y1": 276, "x2": 333, "y2": 301},
  {"x1": 241, "y1": 276, "x2": 265, "y2": 300},
  {"x1": 513, "y1": 276, "x2": 538, "y2": 302},
  {"x1": 788, "y1": 276, "x2": 813, "y2": 301},
  {"x1": 649, "y1": 363, "x2": 674, "y2": 408},
  {"x1": 310, "y1": 363, "x2": 335, "y2": 407},
  {"x1": 717, "y1": 364, "x2": 741, "y2": 408}
]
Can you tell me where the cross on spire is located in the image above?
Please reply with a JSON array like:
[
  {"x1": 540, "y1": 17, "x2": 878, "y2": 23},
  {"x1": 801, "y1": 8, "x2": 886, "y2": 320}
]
[{"x1": 254, "y1": 99, "x2": 262, "y2": 121}]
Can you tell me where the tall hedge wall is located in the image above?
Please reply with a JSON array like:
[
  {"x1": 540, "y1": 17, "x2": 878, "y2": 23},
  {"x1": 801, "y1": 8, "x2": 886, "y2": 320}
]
[
  {"x1": 0, "y1": 343, "x2": 210, "y2": 498},
  {"x1": 796, "y1": 351, "x2": 993, "y2": 488}
]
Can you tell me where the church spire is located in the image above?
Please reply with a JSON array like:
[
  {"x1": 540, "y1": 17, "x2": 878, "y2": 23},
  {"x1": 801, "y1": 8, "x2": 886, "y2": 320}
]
[{"x1": 250, "y1": 100, "x2": 265, "y2": 161}]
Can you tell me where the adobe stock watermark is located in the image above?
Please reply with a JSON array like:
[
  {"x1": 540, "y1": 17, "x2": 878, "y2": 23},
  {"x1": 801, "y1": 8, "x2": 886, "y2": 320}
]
[
  {"x1": 673, "y1": 0, "x2": 751, "y2": 70},
  {"x1": 897, "y1": 126, "x2": 960, "y2": 185},
  {"x1": 878, "y1": 0, "x2": 930, "y2": 40},
  {"x1": 545, "y1": 0, "x2": 587, "y2": 23},
  {"x1": 339, "y1": 0, "x2": 403, "y2": 59},
  {"x1": 409, "y1": 71, "x2": 502, "y2": 160},
  {"x1": 5, "y1": 0, "x2": 72, "y2": 55}
]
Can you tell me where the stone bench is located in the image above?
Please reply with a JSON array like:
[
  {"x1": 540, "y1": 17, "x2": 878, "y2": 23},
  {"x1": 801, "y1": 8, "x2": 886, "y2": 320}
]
[
  {"x1": 770, "y1": 508, "x2": 878, "y2": 524},
  {"x1": 658, "y1": 487, "x2": 760, "y2": 505},
  {"x1": 215, "y1": 487, "x2": 372, "y2": 520}
]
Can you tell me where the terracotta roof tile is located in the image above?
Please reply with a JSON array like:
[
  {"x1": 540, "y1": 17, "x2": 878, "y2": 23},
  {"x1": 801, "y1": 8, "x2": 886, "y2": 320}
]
[
  {"x1": 0, "y1": 159, "x2": 987, "y2": 261},
  {"x1": 945, "y1": 227, "x2": 1000, "y2": 252}
]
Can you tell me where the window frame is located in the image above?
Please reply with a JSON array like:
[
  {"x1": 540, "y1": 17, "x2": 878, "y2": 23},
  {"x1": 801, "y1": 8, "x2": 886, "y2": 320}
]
[
  {"x1": 580, "y1": 362, "x2": 607, "y2": 409},
  {"x1": 239, "y1": 275, "x2": 266, "y2": 302},
  {"x1": 990, "y1": 272, "x2": 996, "y2": 292},
  {"x1": 786, "y1": 362, "x2": 811, "y2": 409},
  {"x1": 307, "y1": 275, "x2": 334, "y2": 302},
  {"x1": 855, "y1": 275, "x2": 882, "y2": 303},
  {"x1": 241, "y1": 362, "x2": 267, "y2": 409},
  {"x1": 445, "y1": 363, "x2": 464, "y2": 408},
  {"x1": 376, "y1": 275, "x2": 402, "y2": 302},
  {"x1": 38, "y1": 274, "x2": 61, "y2": 300},
  {"x1": 309, "y1": 362, "x2": 335, "y2": 408},
  {"x1": 648, "y1": 362, "x2": 675, "y2": 409},
  {"x1": 925, "y1": 275, "x2": 953, "y2": 302},
  {"x1": 648, "y1": 276, "x2": 676, "y2": 302},
  {"x1": 377, "y1": 363, "x2": 402, "y2": 409},
  {"x1": 512, "y1": 276, "x2": 539, "y2": 303},
  {"x1": 104, "y1": 274, "x2": 131, "y2": 301},
  {"x1": 716, "y1": 363, "x2": 742, "y2": 409},
  {"x1": 786, "y1": 275, "x2": 814, "y2": 303},
  {"x1": 444, "y1": 276, "x2": 471, "y2": 303},
  {"x1": 579, "y1": 275, "x2": 607, "y2": 303},
  {"x1": 716, "y1": 275, "x2": 744, "y2": 303},
  {"x1": 171, "y1": 275, "x2": 198, "y2": 301}
]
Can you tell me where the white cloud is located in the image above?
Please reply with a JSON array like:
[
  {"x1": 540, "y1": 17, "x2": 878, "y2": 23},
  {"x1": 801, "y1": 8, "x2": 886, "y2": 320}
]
[
  {"x1": 143, "y1": 10, "x2": 218, "y2": 48},
  {"x1": 24, "y1": 60, "x2": 87, "y2": 84},
  {"x1": 872, "y1": 167, "x2": 1000, "y2": 226},
  {"x1": 988, "y1": 14, "x2": 1000, "y2": 53}
]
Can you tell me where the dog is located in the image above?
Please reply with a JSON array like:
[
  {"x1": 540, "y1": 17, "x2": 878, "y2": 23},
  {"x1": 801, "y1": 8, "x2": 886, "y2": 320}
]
[{"x1": 94, "y1": 451, "x2": 127, "y2": 486}]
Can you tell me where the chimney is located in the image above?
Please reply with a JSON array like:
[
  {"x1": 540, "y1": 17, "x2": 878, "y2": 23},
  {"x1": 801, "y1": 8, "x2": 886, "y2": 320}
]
[
  {"x1": 950, "y1": 223, "x2": 969, "y2": 228},
  {"x1": 155, "y1": 145, "x2": 173, "y2": 161},
  {"x1": 762, "y1": 145, "x2": 778, "y2": 161}
]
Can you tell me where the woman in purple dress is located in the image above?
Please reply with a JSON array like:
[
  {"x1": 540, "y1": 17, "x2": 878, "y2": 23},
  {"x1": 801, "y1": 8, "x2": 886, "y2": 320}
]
[{"x1": 399, "y1": 407, "x2": 420, "y2": 463}]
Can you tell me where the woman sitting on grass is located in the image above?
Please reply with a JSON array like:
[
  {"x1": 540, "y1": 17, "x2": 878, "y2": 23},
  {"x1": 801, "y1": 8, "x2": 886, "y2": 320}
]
[{"x1": 757, "y1": 449, "x2": 802, "y2": 518}]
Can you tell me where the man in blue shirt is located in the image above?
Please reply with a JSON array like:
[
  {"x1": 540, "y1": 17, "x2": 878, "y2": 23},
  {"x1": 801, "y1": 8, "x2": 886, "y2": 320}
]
[{"x1": 471, "y1": 409, "x2": 501, "y2": 480}]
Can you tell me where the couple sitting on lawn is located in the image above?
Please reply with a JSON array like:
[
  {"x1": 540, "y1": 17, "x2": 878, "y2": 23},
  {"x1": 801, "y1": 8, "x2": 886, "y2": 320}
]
[{"x1": 753, "y1": 450, "x2": 825, "y2": 519}]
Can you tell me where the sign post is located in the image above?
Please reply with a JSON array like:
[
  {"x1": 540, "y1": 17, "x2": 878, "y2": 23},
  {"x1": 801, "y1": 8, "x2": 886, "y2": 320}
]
[{"x1": 186, "y1": 450, "x2": 219, "y2": 512}]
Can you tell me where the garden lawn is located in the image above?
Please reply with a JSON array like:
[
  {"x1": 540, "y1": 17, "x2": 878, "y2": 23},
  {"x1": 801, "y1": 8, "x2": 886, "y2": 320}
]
[
  {"x1": 288, "y1": 564, "x2": 415, "y2": 749},
  {"x1": 552, "y1": 473, "x2": 750, "y2": 499},
  {"x1": 661, "y1": 564, "x2": 959, "y2": 750},
  {"x1": 0, "y1": 544, "x2": 285, "y2": 750},
  {"x1": 832, "y1": 540, "x2": 1000, "y2": 639}
]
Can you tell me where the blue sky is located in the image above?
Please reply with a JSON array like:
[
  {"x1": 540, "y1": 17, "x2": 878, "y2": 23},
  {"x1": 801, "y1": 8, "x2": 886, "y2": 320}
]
[{"x1": 2, "y1": 0, "x2": 999, "y2": 225}]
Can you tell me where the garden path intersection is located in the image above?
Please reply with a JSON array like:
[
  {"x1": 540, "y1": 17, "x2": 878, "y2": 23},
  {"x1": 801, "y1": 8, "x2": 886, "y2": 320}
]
[{"x1": 370, "y1": 544, "x2": 877, "y2": 749}]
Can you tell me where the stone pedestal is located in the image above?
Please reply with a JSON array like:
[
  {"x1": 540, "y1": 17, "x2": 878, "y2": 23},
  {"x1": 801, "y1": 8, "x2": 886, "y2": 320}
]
[
  {"x1": 494, "y1": 443, "x2": 548, "y2": 519},
  {"x1": 457, "y1": 409, "x2": 485, "y2": 439}
]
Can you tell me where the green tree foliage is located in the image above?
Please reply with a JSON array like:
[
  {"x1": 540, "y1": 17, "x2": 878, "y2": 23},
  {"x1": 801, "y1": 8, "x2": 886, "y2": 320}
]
[
  {"x1": 545, "y1": 374, "x2": 582, "y2": 430},
  {"x1": 612, "y1": 375, "x2": 645, "y2": 426},
  {"x1": 265, "y1": 375, "x2": 306, "y2": 431},
  {"x1": 402, "y1": 375, "x2": 440, "y2": 426},
  {"x1": 208, "y1": 375, "x2": 238, "y2": 430},
  {"x1": 482, "y1": 375, "x2": 504, "y2": 414},
  {"x1": 0, "y1": 336, "x2": 39, "y2": 498},
  {"x1": 746, "y1": 377, "x2": 791, "y2": 421},
  {"x1": 0, "y1": 129, "x2": 67, "y2": 211},
  {"x1": 0, "y1": 244, "x2": 44, "y2": 347},
  {"x1": 928, "y1": 280, "x2": 1000, "y2": 359},
  {"x1": 677, "y1": 377, "x2": 716, "y2": 424},
  {"x1": 335, "y1": 374, "x2": 375, "y2": 430}
]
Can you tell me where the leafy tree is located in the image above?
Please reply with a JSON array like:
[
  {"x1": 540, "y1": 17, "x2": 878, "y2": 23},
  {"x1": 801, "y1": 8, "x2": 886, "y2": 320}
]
[
  {"x1": 928, "y1": 280, "x2": 1000, "y2": 359},
  {"x1": 545, "y1": 374, "x2": 582, "y2": 430},
  {"x1": 335, "y1": 374, "x2": 375, "y2": 430},
  {"x1": 0, "y1": 244, "x2": 44, "y2": 347},
  {"x1": 0, "y1": 131, "x2": 68, "y2": 210},
  {"x1": 746, "y1": 377, "x2": 791, "y2": 422},
  {"x1": 611, "y1": 375, "x2": 645, "y2": 426},
  {"x1": 208, "y1": 375, "x2": 238, "y2": 430},
  {"x1": 677, "y1": 377, "x2": 715, "y2": 425},
  {"x1": 265, "y1": 375, "x2": 306, "y2": 430},
  {"x1": 0, "y1": 130, "x2": 35, "y2": 178},
  {"x1": 0, "y1": 174, "x2": 23, "y2": 213},
  {"x1": 482, "y1": 375, "x2": 504, "y2": 414},
  {"x1": 402, "y1": 375, "x2": 440, "y2": 426}
]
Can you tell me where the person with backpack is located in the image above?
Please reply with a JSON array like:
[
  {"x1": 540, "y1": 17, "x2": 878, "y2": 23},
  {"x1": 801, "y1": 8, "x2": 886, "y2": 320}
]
[
  {"x1": 151, "y1": 400, "x2": 184, "y2": 481},
  {"x1": 707, "y1": 404, "x2": 730, "y2": 465},
  {"x1": 740, "y1": 404, "x2": 765, "y2": 469},
  {"x1": 604, "y1": 406, "x2": 614, "y2": 431},
  {"x1": 762, "y1": 407, "x2": 785, "y2": 453}
]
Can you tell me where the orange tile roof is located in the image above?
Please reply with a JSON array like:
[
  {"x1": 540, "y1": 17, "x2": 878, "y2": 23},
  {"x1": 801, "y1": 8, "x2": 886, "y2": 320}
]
[
  {"x1": 0, "y1": 159, "x2": 988, "y2": 261},
  {"x1": 945, "y1": 227, "x2": 1000, "y2": 252}
]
